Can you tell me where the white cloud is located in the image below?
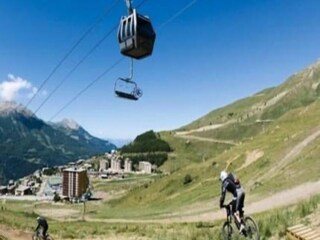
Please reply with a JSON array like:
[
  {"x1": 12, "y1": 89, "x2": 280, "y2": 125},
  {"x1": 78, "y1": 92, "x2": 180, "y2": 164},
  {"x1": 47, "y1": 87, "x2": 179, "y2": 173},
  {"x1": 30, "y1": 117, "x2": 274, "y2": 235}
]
[{"x1": 0, "y1": 74, "x2": 46, "y2": 101}]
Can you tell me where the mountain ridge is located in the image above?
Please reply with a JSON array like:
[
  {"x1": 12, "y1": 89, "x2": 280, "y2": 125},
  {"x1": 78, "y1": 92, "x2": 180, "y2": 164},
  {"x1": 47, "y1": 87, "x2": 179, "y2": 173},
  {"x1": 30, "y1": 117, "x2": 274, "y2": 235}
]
[
  {"x1": 181, "y1": 60, "x2": 320, "y2": 131},
  {"x1": 0, "y1": 102, "x2": 116, "y2": 184},
  {"x1": 0, "y1": 101, "x2": 35, "y2": 117}
]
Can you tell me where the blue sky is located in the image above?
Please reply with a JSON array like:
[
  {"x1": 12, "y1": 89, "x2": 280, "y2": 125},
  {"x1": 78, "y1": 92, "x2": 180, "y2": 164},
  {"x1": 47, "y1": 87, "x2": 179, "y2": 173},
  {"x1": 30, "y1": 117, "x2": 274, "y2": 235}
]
[{"x1": 1, "y1": 0, "x2": 320, "y2": 139}]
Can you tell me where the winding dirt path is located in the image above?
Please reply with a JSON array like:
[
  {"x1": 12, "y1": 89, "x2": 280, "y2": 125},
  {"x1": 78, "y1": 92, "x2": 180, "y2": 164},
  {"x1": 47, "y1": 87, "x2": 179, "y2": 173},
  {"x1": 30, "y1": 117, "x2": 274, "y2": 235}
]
[
  {"x1": 1, "y1": 181, "x2": 319, "y2": 239},
  {"x1": 175, "y1": 134, "x2": 237, "y2": 145},
  {"x1": 175, "y1": 124, "x2": 226, "y2": 135},
  {"x1": 261, "y1": 127, "x2": 320, "y2": 181},
  {"x1": 56, "y1": 180, "x2": 320, "y2": 224},
  {"x1": 0, "y1": 225, "x2": 32, "y2": 240},
  {"x1": 174, "y1": 123, "x2": 238, "y2": 145},
  {"x1": 237, "y1": 150, "x2": 264, "y2": 170}
]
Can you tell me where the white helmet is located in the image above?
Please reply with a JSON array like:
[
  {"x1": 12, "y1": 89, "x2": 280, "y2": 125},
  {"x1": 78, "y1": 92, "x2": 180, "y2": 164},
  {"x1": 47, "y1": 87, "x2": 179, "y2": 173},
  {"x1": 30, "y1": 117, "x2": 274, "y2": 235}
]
[{"x1": 220, "y1": 171, "x2": 228, "y2": 182}]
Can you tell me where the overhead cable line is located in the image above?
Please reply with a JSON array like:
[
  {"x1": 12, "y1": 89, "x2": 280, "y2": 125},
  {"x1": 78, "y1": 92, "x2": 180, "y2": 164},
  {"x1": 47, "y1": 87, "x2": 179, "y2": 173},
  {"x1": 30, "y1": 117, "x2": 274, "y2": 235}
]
[
  {"x1": 34, "y1": 25, "x2": 118, "y2": 114},
  {"x1": 136, "y1": 0, "x2": 150, "y2": 8},
  {"x1": 26, "y1": 0, "x2": 120, "y2": 108},
  {"x1": 158, "y1": 0, "x2": 198, "y2": 30},
  {"x1": 49, "y1": 58, "x2": 124, "y2": 121},
  {"x1": 49, "y1": 0, "x2": 199, "y2": 120},
  {"x1": 34, "y1": 0, "x2": 150, "y2": 114}
]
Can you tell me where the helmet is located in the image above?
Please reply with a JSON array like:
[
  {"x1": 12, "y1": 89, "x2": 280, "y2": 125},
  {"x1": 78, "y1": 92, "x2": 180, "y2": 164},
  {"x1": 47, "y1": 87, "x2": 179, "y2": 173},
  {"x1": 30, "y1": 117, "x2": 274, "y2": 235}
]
[{"x1": 220, "y1": 171, "x2": 228, "y2": 182}]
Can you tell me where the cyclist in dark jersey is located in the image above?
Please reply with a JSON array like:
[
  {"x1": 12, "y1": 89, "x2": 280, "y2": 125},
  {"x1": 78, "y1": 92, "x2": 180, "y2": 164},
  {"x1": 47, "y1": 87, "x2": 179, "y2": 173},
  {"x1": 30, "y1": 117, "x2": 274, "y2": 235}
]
[
  {"x1": 219, "y1": 170, "x2": 245, "y2": 233},
  {"x1": 36, "y1": 216, "x2": 48, "y2": 238}
]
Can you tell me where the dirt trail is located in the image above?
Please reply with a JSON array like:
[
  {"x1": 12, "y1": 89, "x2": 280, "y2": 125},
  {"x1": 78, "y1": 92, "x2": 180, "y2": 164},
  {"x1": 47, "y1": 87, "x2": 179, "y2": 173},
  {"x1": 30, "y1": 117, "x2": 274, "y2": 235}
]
[
  {"x1": 261, "y1": 127, "x2": 320, "y2": 180},
  {"x1": 1, "y1": 181, "x2": 319, "y2": 238},
  {"x1": 173, "y1": 121, "x2": 241, "y2": 145},
  {"x1": 174, "y1": 123, "x2": 239, "y2": 145},
  {"x1": 176, "y1": 135, "x2": 237, "y2": 145},
  {"x1": 0, "y1": 225, "x2": 32, "y2": 240},
  {"x1": 175, "y1": 124, "x2": 226, "y2": 135},
  {"x1": 68, "y1": 180, "x2": 320, "y2": 224},
  {"x1": 0, "y1": 228, "x2": 146, "y2": 240},
  {"x1": 175, "y1": 134, "x2": 237, "y2": 145},
  {"x1": 237, "y1": 150, "x2": 264, "y2": 170}
]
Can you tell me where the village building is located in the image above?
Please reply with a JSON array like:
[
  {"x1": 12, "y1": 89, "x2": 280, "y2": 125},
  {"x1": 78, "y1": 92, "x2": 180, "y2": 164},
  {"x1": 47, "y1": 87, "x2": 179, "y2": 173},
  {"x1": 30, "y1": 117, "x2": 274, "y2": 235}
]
[
  {"x1": 110, "y1": 158, "x2": 121, "y2": 172},
  {"x1": 139, "y1": 161, "x2": 152, "y2": 174},
  {"x1": 124, "y1": 158, "x2": 132, "y2": 173},
  {"x1": 62, "y1": 167, "x2": 89, "y2": 198},
  {"x1": 15, "y1": 186, "x2": 32, "y2": 196},
  {"x1": 7, "y1": 181, "x2": 16, "y2": 195},
  {"x1": 99, "y1": 159, "x2": 108, "y2": 172},
  {"x1": 0, "y1": 186, "x2": 8, "y2": 195}
]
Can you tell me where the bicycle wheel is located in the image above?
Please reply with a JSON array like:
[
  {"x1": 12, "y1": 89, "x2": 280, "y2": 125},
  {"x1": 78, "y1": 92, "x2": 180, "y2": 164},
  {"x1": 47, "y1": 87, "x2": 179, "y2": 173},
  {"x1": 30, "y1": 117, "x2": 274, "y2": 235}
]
[
  {"x1": 46, "y1": 235, "x2": 54, "y2": 240},
  {"x1": 244, "y1": 216, "x2": 260, "y2": 240},
  {"x1": 222, "y1": 222, "x2": 235, "y2": 240},
  {"x1": 32, "y1": 234, "x2": 41, "y2": 240}
]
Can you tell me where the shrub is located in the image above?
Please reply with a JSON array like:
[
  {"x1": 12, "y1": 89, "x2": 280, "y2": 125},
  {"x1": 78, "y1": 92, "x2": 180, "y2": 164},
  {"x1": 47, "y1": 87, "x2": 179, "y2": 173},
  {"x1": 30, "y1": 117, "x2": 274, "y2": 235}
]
[
  {"x1": 53, "y1": 193, "x2": 61, "y2": 202},
  {"x1": 183, "y1": 174, "x2": 193, "y2": 185}
]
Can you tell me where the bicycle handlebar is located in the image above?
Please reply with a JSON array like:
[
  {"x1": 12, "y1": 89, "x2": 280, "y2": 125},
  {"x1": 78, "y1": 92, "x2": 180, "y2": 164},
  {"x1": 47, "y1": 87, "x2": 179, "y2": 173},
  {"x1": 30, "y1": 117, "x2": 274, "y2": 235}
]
[{"x1": 222, "y1": 201, "x2": 233, "y2": 208}]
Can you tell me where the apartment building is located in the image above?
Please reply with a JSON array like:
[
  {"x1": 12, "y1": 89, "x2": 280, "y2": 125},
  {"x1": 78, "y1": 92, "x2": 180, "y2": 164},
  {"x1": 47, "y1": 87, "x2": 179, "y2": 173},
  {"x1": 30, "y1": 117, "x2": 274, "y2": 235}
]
[
  {"x1": 62, "y1": 167, "x2": 89, "y2": 198},
  {"x1": 139, "y1": 161, "x2": 152, "y2": 174},
  {"x1": 124, "y1": 158, "x2": 132, "y2": 173}
]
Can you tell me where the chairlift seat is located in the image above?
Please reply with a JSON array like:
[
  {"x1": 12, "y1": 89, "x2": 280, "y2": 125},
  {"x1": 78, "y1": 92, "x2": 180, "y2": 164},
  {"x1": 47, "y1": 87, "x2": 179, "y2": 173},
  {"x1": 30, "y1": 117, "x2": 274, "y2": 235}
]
[
  {"x1": 115, "y1": 90, "x2": 139, "y2": 100},
  {"x1": 114, "y1": 77, "x2": 142, "y2": 101},
  {"x1": 118, "y1": 9, "x2": 156, "y2": 59}
]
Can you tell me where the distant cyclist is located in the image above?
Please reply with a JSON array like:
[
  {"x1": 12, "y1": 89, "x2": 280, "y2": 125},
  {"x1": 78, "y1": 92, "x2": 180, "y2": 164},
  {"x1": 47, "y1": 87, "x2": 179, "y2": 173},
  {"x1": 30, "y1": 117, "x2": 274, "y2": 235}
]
[
  {"x1": 36, "y1": 216, "x2": 48, "y2": 238},
  {"x1": 219, "y1": 170, "x2": 246, "y2": 233}
]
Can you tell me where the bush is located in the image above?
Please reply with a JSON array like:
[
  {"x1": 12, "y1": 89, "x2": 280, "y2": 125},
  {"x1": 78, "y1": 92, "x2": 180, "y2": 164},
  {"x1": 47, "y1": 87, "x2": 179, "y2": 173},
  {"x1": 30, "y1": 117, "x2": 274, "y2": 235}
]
[
  {"x1": 53, "y1": 192, "x2": 61, "y2": 202},
  {"x1": 43, "y1": 167, "x2": 58, "y2": 176},
  {"x1": 183, "y1": 174, "x2": 193, "y2": 185}
]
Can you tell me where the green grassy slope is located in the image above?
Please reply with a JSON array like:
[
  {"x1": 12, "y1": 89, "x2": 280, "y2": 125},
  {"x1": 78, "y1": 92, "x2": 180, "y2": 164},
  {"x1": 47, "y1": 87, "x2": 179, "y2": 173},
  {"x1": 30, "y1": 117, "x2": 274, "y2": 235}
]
[
  {"x1": 183, "y1": 61, "x2": 320, "y2": 131},
  {"x1": 1, "y1": 186, "x2": 319, "y2": 239},
  {"x1": 91, "y1": 61, "x2": 320, "y2": 219}
]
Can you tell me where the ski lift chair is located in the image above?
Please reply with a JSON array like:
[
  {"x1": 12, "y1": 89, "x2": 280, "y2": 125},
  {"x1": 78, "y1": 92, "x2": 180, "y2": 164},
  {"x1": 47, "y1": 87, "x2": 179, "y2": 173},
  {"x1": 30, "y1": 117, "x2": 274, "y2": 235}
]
[{"x1": 114, "y1": 77, "x2": 143, "y2": 101}]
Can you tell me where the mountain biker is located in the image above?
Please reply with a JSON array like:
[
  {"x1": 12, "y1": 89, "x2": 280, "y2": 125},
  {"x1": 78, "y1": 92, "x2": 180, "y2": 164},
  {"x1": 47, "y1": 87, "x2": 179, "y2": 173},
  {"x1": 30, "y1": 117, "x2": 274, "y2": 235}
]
[
  {"x1": 219, "y1": 170, "x2": 246, "y2": 233},
  {"x1": 36, "y1": 216, "x2": 48, "y2": 238}
]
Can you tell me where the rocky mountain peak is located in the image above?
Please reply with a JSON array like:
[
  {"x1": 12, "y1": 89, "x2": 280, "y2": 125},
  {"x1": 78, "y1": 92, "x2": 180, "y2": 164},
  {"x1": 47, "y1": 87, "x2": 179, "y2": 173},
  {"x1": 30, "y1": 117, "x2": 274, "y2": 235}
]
[
  {"x1": 0, "y1": 101, "x2": 34, "y2": 117},
  {"x1": 307, "y1": 58, "x2": 320, "y2": 70},
  {"x1": 59, "y1": 118, "x2": 80, "y2": 130}
]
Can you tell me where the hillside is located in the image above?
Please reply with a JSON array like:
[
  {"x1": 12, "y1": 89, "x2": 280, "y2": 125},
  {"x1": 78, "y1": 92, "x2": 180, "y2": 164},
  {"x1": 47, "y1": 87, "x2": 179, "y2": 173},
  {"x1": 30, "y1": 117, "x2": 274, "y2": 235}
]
[
  {"x1": 1, "y1": 62, "x2": 320, "y2": 240},
  {"x1": 97, "y1": 60, "x2": 320, "y2": 218},
  {"x1": 183, "y1": 60, "x2": 320, "y2": 130},
  {"x1": 0, "y1": 102, "x2": 116, "y2": 183}
]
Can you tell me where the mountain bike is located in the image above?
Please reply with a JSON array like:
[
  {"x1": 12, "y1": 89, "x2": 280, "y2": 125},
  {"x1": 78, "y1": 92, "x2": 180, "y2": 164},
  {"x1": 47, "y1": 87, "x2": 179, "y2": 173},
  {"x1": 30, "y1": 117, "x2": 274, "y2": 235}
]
[
  {"x1": 221, "y1": 204, "x2": 260, "y2": 240},
  {"x1": 32, "y1": 229, "x2": 54, "y2": 240}
]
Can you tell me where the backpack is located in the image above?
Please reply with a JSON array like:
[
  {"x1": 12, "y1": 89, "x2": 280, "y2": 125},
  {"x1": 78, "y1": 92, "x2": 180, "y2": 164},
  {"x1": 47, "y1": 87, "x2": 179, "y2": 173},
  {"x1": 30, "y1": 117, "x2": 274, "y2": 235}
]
[{"x1": 228, "y1": 173, "x2": 241, "y2": 187}]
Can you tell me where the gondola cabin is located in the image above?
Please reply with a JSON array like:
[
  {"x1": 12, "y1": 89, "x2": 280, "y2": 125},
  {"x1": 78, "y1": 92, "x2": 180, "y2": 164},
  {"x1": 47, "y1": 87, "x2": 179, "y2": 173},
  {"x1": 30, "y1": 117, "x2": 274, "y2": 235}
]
[{"x1": 118, "y1": 9, "x2": 156, "y2": 59}]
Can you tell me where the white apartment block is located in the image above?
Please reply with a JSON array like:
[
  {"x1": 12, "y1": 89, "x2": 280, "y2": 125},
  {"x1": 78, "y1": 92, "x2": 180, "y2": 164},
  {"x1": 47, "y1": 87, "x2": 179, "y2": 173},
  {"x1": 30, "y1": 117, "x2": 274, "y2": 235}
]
[
  {"x1": 139, "y1": 161, "x2": 152, "y2": 174},
  {"x1": 99, "y1": 159, "x2": 108, "y2": 172},
  {"x1": 111, "y1": 158, "x2": 121, "y2": 172},
  {"x1": 124, "y1": 158, "x2": 132, "y2": 173}
]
